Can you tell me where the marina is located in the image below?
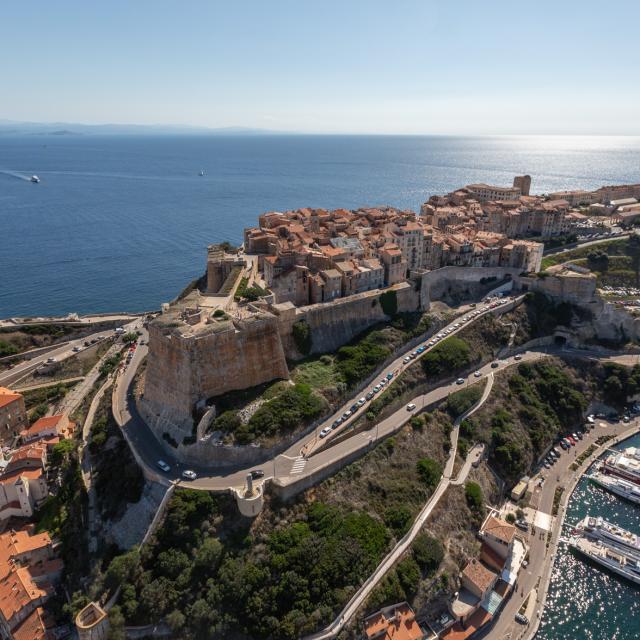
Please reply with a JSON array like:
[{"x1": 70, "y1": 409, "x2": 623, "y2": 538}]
[
  {"x1": 567, "y1": 535, "x2": 640, "y2": 585},
  {"x1": 536, "y1": 433, "x2": 640, "y2": 640}
]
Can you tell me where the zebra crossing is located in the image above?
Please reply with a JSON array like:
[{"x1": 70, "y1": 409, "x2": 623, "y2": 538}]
[{"x1": 290, "y1": 456, "x2": 307, "y2": 475}]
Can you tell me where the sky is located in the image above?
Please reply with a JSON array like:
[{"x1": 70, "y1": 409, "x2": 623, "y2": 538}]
[{"x1": 1, "y1": 0, "x2": 639, "y2": 135}]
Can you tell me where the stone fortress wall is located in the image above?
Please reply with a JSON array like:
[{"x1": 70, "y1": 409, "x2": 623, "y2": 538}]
[{"x1": 141, "y1": 264, "x2": 531, "y2": 463}]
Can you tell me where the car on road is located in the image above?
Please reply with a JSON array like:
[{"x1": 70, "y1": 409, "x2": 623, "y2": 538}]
[
  {"x1": 515, "y1": 613, "x2": 529, "y2": 625},
  {"x1": 586, "y1": 415, "x2": 595, "y2": 424},
  {"x1": 156, "y1": 460, "x2": 170, "y2": 473},
  {"x1": 357, "y1": 397, "x2": 366, "y2": 406},
  {"x1": 182, "y1": 470, "x2": 197, "y2": 481},
  {"x1": 72, "y1": 346, "x2": 81, "y2": 352},
  {"x1": 342, "y1": 411, "x2": 351, "y2": 420},
  {"x1": 567, "y1": 436, "x2": 576, "y2": 446},
  {"x1": 380, "y1": 379, "x2": 387, "y2": 387},
  {"x1": 373, "y1": 385, "x2": 381, "y2": 393},
  {"x1": 46, "y1": 357, "x2": 56, "y2": 363},
  {"x1": 515, "y1": 519, "x2": 528, "y2": 532},
  {"x1": 573, "y1": 431, "x2": 583, "y2": 440},
  {"x1": 250, "y1": 469, "x2": 265, "y2": 479},
  {"x1": 366, "y1": 391, "x2": 374, "y2": 400},
  {"x1": 456, "y1": 378, "x2": 465, "y2": 385},
  {"x1": 491, "y1": 361, "x2": 500, "y2": 368},
  {"x1": 406, "y1": 403, "x2": 416, "y2": 411},
  {"x1": 474, "y1": 370, "x2": 481, "y2": 377},
  {"x1": 514, "y1": 354, "x2": 522, "y2": 361},
  {"x1": 332, "y1": 419, "x2": 342, "y2": 428},
  {"x1": 319, "y1": 427, "x2": 332, "y2": 438},
  {"x1": 403, "y1": 356, "x2": 411, "y2": 364},
  {"x1": 386, "y1": 372, "x2": 393, "y2": 380}
]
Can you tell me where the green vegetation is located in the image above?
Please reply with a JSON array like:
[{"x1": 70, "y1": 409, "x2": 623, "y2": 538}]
[
  {"x1": 99, "y1": 352, "x2": 122, "y2": 376},
  {"x1": 421, "y1": 336, "x2": 471, "y2": 377},
  {"x1": 218, "y1": 266, "x2": 243, "y2": 296},
  {"x1": 541, "y1": 236, "x2": 640, "y2": 288},
  {"x1": 446, "y1": 383, "x2": 484, "y2": 418},
  {"x1": 0, "y1": 339, "x2": 18, "y2": 357},
  {"x1": 34, "y1": 439, "x2": 88, "y2": 589},
  {"x1": 379, "y1": 290, "x2": 398, "y2": 316},
  {"x1": 233, "y1": 383, "x2": 326, "y2": 444},
  {"x1": 335, "y1": 330, "x2": 391, "y2": 387},
  {"x1": 111, "y1": 493, "x2": 391, "y2": 639},
  {"x1": 467, "y1": 360, "x2": 587, "y2": 484},
  {"x1": 292, "y1": 320, "x2": 312, "y2": 355},
  {"x1": 122, "y1": 332, "x2": 138, "y2": 345},
  {"x1": 601, "y1": 362, "x2": 640, "y2": 406},
  {"x1": 464, "y1": 481, "x2": 484, "y2": 515},
  {"x1": 235, "y1": 277, "x2": 268, "y2": 301},
  {"x1": 90, "y1": 396, "x2": 144, "y2": 520},
  {"x1": 416, "y1": 458, "x2": 442, "y2": 490},
  {"x1": 21, "y1": 381, "x2": 77, "y2": 411}
]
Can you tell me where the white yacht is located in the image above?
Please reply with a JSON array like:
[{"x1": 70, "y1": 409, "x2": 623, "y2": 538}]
[
  {"x1": 589, "y1": 471, "x2": 640, "y2": 506},
  {"x1": 569, "y1": 535, "x2": 640, "y2": 585},
  {"x1": 575, "y1": 515, "x2": 640, "y2": 559},
  {"x1": 30, "y1": 175, "x2": 40, "y2": 183},
  {"x1": 599, "y1": 447, "x2": 640, "y2": 485}
]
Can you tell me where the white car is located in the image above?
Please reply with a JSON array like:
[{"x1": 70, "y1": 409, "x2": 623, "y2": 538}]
[
  {"x1": 373, "y1": 385, "x2": 381, "y2": 393},
  {"x1": 514, "y1": 354, "x2": 522, "y2": 361},
  {"x1": 403, "y1": 356, "x2": 411, "y2": 364},
  {"x1": 474, "y1": 370, "x2": 481, "y2": 377},
  {"x1": 319, "y1": 427, "x2": 332, "y2": 439},
  {"x1": 456, "y1": 378, "x2": 465, "y2": 385},
  {"x1": 182, "y1": 470, "x2": 197, "y2": 481},
  {"x1": 156, "y1": 460, "x2": 170, "y2": 473},
  {"x1": 406, "y1": 403, "x2": 416, "y2": 411}
]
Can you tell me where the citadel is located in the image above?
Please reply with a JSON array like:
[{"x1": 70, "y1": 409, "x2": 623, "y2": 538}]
[{"x1": 141, "y1": 176, "x2": 640, "y2": 448}]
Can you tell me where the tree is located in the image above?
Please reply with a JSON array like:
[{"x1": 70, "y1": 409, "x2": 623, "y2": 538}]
[
  {"x1": 292, "y1": 320, "x2": 312, "y2": 355},
  {"x1": 105, "y1": 548, "x2": 141, "y2": 593},
  {"x1": 412, "y1": 533, "x2": 443, "y2": 574},
  {"x1": 416, "y1": 458, "x2": 442, "y2": 490},
  {"x1": 465, "y1": 481, "x2": 484, "y2": 513},
  {"x1": 107, "y1": 606, "x2": 126, "y2": 640},
  {"x1": 379, "y1": 290, "x2": 398, "y2": 316},
  {"x1": 122, "y1": 332, "x2": 138, "y2": 345},
  {"x1": 384, "y1": 506, "x2": 413, "y2": 537}
]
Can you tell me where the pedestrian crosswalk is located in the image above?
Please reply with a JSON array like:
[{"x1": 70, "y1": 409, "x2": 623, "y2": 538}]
[{"x1": 290, "y1": 456, "x2": 307, "y2": 475}]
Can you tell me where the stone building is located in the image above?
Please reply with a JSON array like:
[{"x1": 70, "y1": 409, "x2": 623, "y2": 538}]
[
  {"x1": 76, "y1": 602, "x2": 109, "y2": 640},
  {"x1": 0, "y1": 389, "x2": 27, "y2": 447}
]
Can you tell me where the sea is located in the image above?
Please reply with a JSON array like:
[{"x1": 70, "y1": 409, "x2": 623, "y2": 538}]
[
  {"x1": 1, "y1": 134, "x2": 640, "y2": 318},
  {"x1": 536, "y1": 433, "x2": 640, "y2": 640}
]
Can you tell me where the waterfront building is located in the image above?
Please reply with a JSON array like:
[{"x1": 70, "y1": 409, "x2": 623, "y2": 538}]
[{"x1": 0, "y1": 389, "x2": 27, "y2": 448}]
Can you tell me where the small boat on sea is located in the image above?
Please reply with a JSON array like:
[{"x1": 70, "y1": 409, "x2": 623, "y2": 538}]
[
  {"x1": 30, "y1": 175, "x2": 40, "y2": 183},
  {"x1": 589, "y1": 471, "x2": 640, "y2": 506},
  {"x1": 198, "y1": 169, "x2": 205, "y2": 176},
  {"x1": 574, "y1": 515, "x2": 640, "y2": 559}
]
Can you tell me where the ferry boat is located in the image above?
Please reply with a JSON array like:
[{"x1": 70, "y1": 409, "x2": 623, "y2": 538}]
[
  {"x1": 599, "y1": 447, "x2": 640, "y2": 485},
  {"x1": 575, "y1": 515, "x2": 640, "y2": 559},
  {"x1": 30, "y1": 175, "x2": 40, "y2": 183},
  {"x1": 589, "y1": 471, "x2": 640, "y2": 506},
  {"x1": 568, "y1": 535, "x2": 640, "y2": 585}
]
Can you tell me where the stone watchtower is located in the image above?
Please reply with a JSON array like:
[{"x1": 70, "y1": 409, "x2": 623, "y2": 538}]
[
  {"x1": 206, "y1": 244, "x2": 226, "y2": 294},
  {"x1": 513, "y1": 175, "x2": 532, "y2": 197},
  {"x1": 76, "y1": 602, "x2": 109, "y2": 640}
]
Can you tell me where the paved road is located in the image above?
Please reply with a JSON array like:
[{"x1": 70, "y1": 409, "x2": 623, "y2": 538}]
[{"x1": 0, "y1": 325, "x2": 130, "y2": 387}]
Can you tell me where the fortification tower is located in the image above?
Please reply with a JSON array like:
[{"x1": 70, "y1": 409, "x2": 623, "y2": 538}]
[
  {"x1": 206, "y1": 244, "x2": 226, "y2": 293},
  {"x1": 513, "y1": 175, "x2": 532, "y2": 196}
]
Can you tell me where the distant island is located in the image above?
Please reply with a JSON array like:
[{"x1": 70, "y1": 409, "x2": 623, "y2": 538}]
[{"x1": 0, "y1": 119, "x2": 281, "y2": 136}]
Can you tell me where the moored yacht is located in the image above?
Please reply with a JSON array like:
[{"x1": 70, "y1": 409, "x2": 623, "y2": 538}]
[
  {"x1": 589, "y1": 471, "x2": 640, "y2": 506},
  {"x1": 599, "y1": 447, "x2": 640, "y2": 485},
  {"x1": 568, "y1": 535, "x2": 640, "y2": 585},
  {"x1": 575, "y1": 515, "x2": 640, "y2": 559}
]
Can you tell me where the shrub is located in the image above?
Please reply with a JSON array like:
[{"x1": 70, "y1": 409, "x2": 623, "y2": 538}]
[
  {"x1": 505, "y1": 512, "x2": 516, "y2": 524},
  {"x1": 384, "y1": 506, "x2": 413, "y2": 537},
  {"x1": 412, "y1": 533, "x2": 444, "y2": 574},
  {"x1": 447, "y1": 384, "x2": 483, "y2": 417},
  {"x1": 421, "y1": 336, "x2": 470, "y2": 378},
  {"x1": 465, "y1": 481, "x2": 483, "y2": 513},
  {"x1": 292, "y1": 320, "x2": 312, "y2": 355},
  {"x1": 416, "y1": 458, "x2": 442, "y2": 490},
  {"x1": 379, "y1": 290, "x2": 398, "y2": 316},
  {"x1": 335, "y1": 331, "x2": 391, "y2": 388}
]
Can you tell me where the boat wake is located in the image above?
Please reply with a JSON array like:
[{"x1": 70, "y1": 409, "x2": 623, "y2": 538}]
[{"x1": 0, "y1": 169, "x2": 32, "y2": 182}]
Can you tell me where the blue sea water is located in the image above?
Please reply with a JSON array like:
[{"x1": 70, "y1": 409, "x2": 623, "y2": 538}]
[
  {"x1": 536, "y1": 433, "x2": 640, "y2": 640},
  {"x1": 1, "y1": 134, "x2": 640, "y2": 318}
]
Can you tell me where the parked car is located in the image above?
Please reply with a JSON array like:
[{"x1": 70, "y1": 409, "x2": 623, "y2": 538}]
[
  {"x1": 515, "y1": 519, "x2": 528, "y2": 532},
  {"x1": 514, "y1": 354, "x2": 522, "y2": 361},
  {"x1": 515, "y1": 612, "x2": 529, "y2": 625},
  {"x1": 491, "y1": 361, "x2": 500, "y2": 368},
  {"x1": 156, "y1": 460, "x2": 170, "y2": 473},
  {"x1": 319, "y1": 427, "x2": 332, "y2": 438},
  {"x1": 366, "y1": 391, "x2": 374, "y2": 400},
  {"x1": 332, "y1": 419, "x2": 342, "y2": 429},
  {"x1": 386, "y1": 372, "x2": 393, "y2": 380},
  {"x1": 250, "y1": 469, "x2": 265, "y2": 479},
  {"x1": 357, "y1": 397, "x2": 366, "y2": 406},
  {"x1": 456, "y1": 378, "x2": 465, "y2": 385},
  {"x1": 373, "y1": 385, "x2": 381, "y2": 393},
  {"x1": 406, "y1": 403, "x2": 416, "y2": 411},
  {"x1": 72, "y1": 346, "x2": 80, "y2": 352},
  {"x1": 474, "y1": 370, "x2": 482, "y2": 377},
  {"x1": 46, "y1": 357, "x2": 56, "y2": 363},
  {"x1": 403, "y1": 356, "x2": 411, "y2": 364},
  {"x1": 586, "y1": 415, "x2": 595, "y2": 424},
  {"x1": 182, "y1": 470, "x2": 197, "y2": 481}
]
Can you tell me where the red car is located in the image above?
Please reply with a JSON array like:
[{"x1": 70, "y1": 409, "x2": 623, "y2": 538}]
[{"x1": 567, "y1": 436, "x2": 576, "y2": 446}]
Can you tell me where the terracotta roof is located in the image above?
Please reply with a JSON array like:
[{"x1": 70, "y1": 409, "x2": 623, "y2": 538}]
[
  {"x1": 481, "y1": 515, "x2": 516, "y2": 545},
  {"x1": 0, "y1": 388, "x2": 23, "y2": 410},
  {"x1": 462, "y1": 559, "x2": 497, "y2": 595},
  {"x1": 441, "y1": 607, "x2": 493, "y2": 640},
  {"x1": 0, "y1": 565, "x2": 50, "y2": 623},
  {"x1": 479, "y1": 542, "x2": 506, "y2": 572},
  {"x1": 364, "y1": 603, "x2": 423, "y2": 640},
  {"x1": 0, "y1": 467, "x2": 44, "y2": 485},
  {"x1": 12, "y1": 606, "x2": 54, "y2": 640}
]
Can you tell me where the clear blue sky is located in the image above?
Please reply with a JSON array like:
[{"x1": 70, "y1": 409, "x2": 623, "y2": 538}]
[{"x1": 2, "y1": 0, "x2": 639, "y2": 134}]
